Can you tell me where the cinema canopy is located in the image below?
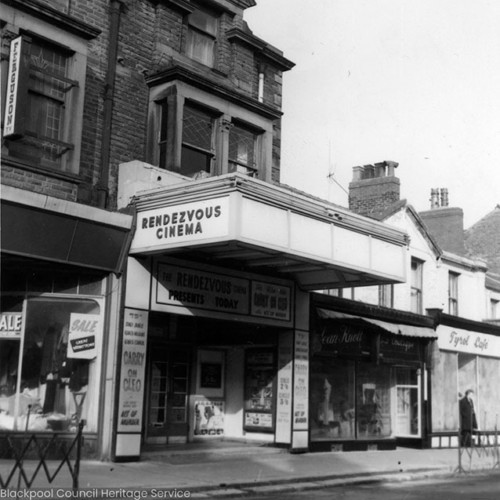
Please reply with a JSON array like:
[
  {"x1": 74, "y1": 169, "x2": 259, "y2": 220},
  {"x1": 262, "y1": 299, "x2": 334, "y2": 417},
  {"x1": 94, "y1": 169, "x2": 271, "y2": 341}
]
[{"x1": 128, "y1": 172, "x2": 408, "y2": 289}]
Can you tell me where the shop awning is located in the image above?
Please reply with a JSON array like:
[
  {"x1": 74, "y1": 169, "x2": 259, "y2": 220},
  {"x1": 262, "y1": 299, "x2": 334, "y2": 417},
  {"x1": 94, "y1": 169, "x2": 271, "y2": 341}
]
[
  {"x1": 1, "y1": 186, "x2": 134, "y2": 274},
  {"x1": 126, "y1": 171, "x2": 409, "y2": 290},
  {"x1": 317, "y1": 308, "x2": 437, "y2": 338}
]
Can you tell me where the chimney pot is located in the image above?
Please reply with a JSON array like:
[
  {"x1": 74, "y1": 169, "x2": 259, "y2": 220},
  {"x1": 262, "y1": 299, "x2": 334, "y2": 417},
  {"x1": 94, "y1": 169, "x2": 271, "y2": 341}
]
[
  {"x1": 352, "y1": 166, "x2": 364, "y2": 181},
  {"x1": 430, "y1": 188, "x2": 440, "y2": 209},
  {"x1": 440, "y1": 188, "x2": 449, "y2": 207}
]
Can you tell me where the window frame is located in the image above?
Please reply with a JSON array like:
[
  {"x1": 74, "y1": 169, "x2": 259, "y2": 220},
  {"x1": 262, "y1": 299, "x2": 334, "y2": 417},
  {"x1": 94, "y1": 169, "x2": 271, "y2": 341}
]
[
  {"x1": 180, "y1": 102, "x2": 217, "y2": 177},
  {"x1": 448, "y1": 271, "x2": 459, "y2": 316},
  {"x1": 1, "y1": 25, "x2": 88, "y2": 176},
  {"x1": 228, "y1": 120, "x2": 261, "y2": 176},
  {"x1": 410, "y1": 258, "x2": 423, "y2": 314},
  {"x1": 490, "y1": 299, "x2": 499, "y2": 320},
  {"x1": 185, "y1": 7, "x2": 219, "y2": 68},
  {"x1": 378, "y1": 284, "x2": 394, "y2": 308}
]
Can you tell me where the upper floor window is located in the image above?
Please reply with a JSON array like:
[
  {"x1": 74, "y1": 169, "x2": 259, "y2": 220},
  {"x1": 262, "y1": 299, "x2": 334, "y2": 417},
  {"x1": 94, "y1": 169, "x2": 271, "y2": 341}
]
[
  {"x1": 186, "y1": 8, "x2": 218, "y2": 67},
  {"x1": 2, "y1": 34, "x2": 83, "y2": 173},
  {"x1": 378, "y1": 284, "x2": 394, "y2": 308},
  {"x1": 229, "y1": 122, "x2": 258, "y2": 176},
  {"x1": 448, "y1": 272, "x2": 459, "y2": 316},
  {"x1": 181, "y1": 104, "x2": 216, "y2": 176},
  {"x1": 155, "y1": 91, "x2": 269, "y2": 180},
  {"x1": 491, "y1": 299, "x2": 499, "y2": 319},
  {"x1": 410, "y1": 258, "x2": 423, "y2": 314}
]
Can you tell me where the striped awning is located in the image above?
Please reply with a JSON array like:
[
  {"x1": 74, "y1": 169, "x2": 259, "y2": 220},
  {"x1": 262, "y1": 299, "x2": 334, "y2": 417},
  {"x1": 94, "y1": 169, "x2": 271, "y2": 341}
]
[{"x1": 317, "y1": 308, "x2": 437, "y2": 339}]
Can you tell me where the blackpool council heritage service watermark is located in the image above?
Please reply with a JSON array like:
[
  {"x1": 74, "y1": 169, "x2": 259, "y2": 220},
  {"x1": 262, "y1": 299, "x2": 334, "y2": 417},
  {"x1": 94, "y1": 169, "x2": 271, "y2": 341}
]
[{"x1": 0, "y1": 489, "x2": 191, "y2": 499}]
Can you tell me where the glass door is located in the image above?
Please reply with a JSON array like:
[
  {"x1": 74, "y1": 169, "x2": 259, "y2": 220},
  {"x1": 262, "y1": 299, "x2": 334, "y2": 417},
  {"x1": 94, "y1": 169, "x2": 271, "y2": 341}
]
[
  {"x1": 145, "y1": 344, "x2": 190, "y2": 444},
  {"x1": 395, "y1": 367, "x2": 421, "y2": 437}
]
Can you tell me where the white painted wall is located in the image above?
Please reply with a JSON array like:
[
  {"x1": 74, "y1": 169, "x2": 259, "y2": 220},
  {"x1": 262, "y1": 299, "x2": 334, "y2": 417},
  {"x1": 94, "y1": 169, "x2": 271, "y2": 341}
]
[{"x1": 353, "y1": 207, "x2": 491, "y2": 322}]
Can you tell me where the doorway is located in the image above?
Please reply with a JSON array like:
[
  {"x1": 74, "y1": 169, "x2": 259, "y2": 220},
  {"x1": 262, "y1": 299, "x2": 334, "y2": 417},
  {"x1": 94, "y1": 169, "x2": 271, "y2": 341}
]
[{"x1": 145, "y1": 343, "x2": 190, "y2": 444}]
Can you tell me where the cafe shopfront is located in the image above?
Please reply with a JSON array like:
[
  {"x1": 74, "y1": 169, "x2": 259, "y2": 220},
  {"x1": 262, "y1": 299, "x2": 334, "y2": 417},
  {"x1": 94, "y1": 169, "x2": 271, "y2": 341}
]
[
  {"x1": 114, "y1": 165, "x2": 409, "y2": 460},
  {"x1": 428, "y1": 314, "x2": 500, "y2": 448},
  {"x1": 310, "y1": 295, "x2": 436, "y2": 451}
]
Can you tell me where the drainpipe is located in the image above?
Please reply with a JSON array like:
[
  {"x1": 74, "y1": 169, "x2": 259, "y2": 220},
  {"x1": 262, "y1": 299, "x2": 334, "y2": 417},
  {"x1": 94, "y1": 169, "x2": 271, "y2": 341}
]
[{"x1": 96, "y1": 0, "x2": 123, "y2": 208}]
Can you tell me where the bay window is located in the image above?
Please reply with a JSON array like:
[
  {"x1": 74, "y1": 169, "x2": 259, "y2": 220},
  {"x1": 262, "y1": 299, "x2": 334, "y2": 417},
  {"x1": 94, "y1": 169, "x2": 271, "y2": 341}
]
[{"x1": 154, "y1": 90, "x2": 271, "y2": 180}]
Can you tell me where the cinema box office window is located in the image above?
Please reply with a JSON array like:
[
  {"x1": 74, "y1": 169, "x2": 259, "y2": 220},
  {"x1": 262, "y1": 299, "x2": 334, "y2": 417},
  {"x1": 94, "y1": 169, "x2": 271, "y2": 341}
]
[
  {"x1": 0, "y1": 269, "x2": 105, "y2": 436},
  {"x1": 309, "y1": 299, "x2": 435, "y2": 451}
]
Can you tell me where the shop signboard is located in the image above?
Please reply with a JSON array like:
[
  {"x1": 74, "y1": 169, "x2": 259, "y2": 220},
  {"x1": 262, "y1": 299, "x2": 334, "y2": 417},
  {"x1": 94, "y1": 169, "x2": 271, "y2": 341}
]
[
  {"x1": 0, "y1": 312, "x2": 22, "y2": 339},
  {"x1": 67, "y1": 313, "x2": 101, "y2": 360},
  {"x1": 314, "y1": 322, "x2": 371, "y2": 356},
  {"x1": 380, "y1": 334, "x2": 421, "y2": 361},
  {"x1": 438, "y1": 325, "x2": 500, "y2": 359},
  {"x1": 117, "y1": 309, "x2": 149, "y2": 433},
  {"x1": 131, "y1": 197, "x2": 230, "y2": 252},
  {"x1": 293, "y1": 331, "x2": 309, "y2": 430}
]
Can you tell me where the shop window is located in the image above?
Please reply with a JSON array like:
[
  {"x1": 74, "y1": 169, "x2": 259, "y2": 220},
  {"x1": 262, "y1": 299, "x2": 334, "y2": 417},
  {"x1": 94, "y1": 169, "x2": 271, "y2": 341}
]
[
  {"x1": 378, "y1": 284, "x2": 394, "y2": 308},
  {"x1": 229, "y1": 123, "x2": 259, "y2": 176},
  {"x1": 310, "y1": 358, "x2": 356, "y2": 441},
  {"x1": 448, "y1": 272, "x2": 459, "y2": 316},
  {"x1": 410, "y1": 258, "x2": 423, "y2": 314},
  {"x1": 0, "y1": 297, "x2": 103, "y2": 433},
  {"x1": 186, "y1": 8, "x2": 218, "y2": 67},
  {"x1": 3, "y1": 35, "x2": 79, "y2": 172},
  {"x1": 458, "y1": 353, "x2": 477, "y2": 398},
  {"x1": 357, "y1": 362, "x2": 392, "y2": 438}
]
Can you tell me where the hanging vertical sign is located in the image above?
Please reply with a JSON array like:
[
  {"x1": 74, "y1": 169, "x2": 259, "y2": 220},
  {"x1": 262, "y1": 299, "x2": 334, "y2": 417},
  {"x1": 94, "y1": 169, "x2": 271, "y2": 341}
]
[
  {"x1": 117, "y1": 309, "x2": 148, "y2": 433},
  {"x1": 293, "y1": 331, "x2": 309, "y2": 430},
  {"x1": 3, "y1": 36, "x2": 29, "y2": 138}
]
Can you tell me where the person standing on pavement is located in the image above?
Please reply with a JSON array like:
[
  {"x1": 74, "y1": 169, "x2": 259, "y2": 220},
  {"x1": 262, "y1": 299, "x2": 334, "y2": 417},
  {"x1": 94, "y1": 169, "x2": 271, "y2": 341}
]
[{"x1": 459, "y1": 389, "x2": 478, "y2": 447}]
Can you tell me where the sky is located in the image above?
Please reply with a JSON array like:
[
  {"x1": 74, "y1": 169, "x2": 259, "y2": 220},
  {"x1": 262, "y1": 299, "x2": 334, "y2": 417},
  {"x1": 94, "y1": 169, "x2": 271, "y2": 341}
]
[{"x1": 245, "y1": 0, "x2": 500, "y2": 228}]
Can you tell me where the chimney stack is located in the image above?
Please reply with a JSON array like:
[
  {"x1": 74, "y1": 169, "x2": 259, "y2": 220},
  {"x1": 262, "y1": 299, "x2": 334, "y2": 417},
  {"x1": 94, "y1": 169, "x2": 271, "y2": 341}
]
[
  {"x1": 420, "y1": 188, "x2": 465, "y2": 255},
  {"x1": 348, "y1": 161, "x2": 400, "y2": 219}
]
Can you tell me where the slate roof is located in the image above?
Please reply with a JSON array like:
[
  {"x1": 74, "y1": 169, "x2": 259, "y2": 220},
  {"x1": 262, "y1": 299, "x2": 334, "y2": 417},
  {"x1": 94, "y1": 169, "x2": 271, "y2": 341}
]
[{"x1": 465, "y1": 205, "x2": 500, "y2": 275}]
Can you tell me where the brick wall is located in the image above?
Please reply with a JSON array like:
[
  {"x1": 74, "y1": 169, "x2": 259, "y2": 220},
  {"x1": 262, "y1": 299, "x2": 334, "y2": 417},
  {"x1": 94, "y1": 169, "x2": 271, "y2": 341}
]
[
  {"x1": 2, "y1": 0, "x2": 287, "y2": 208},
  {"x1": 420, "y1": 207, "x2": 465, "y2": 255},
  {"x1": 349, "y1": 176, "x2": 401, "y2": 218}
]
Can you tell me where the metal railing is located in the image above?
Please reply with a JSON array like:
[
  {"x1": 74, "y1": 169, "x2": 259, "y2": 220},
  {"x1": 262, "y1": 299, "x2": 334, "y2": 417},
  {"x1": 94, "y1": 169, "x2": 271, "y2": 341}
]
[
  {"x1": 0, "y1": 420, "x2": 85, "y2": 489},
  {"x1": 456, "y1": 428, "x2": 500, "y2": 474}
]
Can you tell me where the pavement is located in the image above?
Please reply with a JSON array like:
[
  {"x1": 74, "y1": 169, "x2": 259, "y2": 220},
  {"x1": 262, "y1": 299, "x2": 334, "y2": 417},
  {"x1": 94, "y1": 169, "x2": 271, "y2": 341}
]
[{"x1": 2, "y1": 440, "x2": 499, "y2": 497}]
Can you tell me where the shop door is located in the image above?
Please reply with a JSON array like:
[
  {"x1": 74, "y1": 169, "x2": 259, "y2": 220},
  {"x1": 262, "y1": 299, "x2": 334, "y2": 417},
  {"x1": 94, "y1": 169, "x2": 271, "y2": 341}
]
[
  {"x1": 395, "y1": 368, "x2": 420, "y2": 437},
  {"x1": 145, "y1": 345, "x2": 189, "y2": 443}
]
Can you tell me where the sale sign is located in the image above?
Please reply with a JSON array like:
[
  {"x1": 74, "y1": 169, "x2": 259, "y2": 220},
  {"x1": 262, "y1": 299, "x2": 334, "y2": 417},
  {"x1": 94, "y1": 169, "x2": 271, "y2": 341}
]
[{"x1": 67, "y1": 313, "x2": 101, "y2": 359}]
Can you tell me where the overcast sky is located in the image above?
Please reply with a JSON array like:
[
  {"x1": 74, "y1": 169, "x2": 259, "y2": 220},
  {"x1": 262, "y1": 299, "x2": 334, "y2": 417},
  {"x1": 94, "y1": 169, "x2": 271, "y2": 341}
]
[{"x1": 245, "y1": 0, "x2": 500, "y2": 228}]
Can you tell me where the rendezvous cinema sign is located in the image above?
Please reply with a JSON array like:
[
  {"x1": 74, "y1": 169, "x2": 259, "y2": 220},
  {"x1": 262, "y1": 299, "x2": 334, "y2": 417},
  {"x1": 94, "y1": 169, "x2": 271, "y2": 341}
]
[{"x1": 131, "y1": 197, "x2": 230, "y2": 252}]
